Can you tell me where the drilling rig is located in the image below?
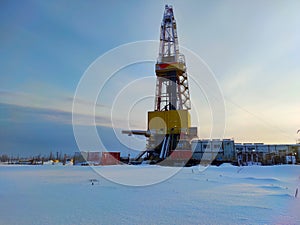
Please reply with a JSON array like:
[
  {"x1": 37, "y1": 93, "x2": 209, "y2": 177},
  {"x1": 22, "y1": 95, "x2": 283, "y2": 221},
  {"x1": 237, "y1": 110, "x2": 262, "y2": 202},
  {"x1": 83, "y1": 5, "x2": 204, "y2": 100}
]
[{"x1": 123, "y1": 5, "x2": 197, "y2": 165}]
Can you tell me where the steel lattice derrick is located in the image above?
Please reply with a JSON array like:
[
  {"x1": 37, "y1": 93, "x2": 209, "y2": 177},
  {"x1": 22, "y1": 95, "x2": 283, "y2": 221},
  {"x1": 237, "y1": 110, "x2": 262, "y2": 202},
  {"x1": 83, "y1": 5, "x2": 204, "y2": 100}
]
[{"x1": 154, "y1": 5, "x2": 191, "y2": 112}]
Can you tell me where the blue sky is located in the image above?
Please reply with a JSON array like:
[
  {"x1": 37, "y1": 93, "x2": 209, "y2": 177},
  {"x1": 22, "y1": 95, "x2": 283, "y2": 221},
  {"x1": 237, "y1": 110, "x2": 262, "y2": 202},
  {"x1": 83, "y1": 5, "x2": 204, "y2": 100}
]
[{"x1": 1, "y1": 0, "x2": 300, "y2": 156}]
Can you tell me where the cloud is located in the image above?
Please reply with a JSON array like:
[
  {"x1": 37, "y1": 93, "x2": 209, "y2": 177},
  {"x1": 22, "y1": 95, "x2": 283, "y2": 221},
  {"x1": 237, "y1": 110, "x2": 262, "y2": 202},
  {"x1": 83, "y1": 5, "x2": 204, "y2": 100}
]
[
  {"x1": 0, "y1": 103, "x2": 140, "y2": 157},
  {"x1": 0, "y1": 89, "x2": 114, "y2": 126},
  {"x1": 0, "y1": 88, "x2": 71, "y2": 112}
]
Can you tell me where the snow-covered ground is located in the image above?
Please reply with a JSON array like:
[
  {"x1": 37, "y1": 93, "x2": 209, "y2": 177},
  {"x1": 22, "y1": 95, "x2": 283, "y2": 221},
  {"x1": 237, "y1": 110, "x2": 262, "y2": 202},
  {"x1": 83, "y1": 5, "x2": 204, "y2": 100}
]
[{"x1": 1, "y1": 164, "x2": 300, "y2": 225}]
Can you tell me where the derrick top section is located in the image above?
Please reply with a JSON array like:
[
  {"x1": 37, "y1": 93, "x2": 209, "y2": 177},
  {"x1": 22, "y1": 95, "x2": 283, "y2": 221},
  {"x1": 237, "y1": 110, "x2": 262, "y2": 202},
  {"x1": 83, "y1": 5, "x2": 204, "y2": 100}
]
[
  {"x1": 154, "y1": 5, "x2": 191, "y2": 112},
  {"x1": 157, "y1": 5, "x2": 185, "y2": 65}
]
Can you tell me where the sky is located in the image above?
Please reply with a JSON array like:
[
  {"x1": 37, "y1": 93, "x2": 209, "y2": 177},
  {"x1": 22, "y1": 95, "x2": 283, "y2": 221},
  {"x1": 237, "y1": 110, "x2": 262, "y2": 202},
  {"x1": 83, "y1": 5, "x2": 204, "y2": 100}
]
[{"x1": 1, "y1": 0, "x2": 300, "y2": 157}]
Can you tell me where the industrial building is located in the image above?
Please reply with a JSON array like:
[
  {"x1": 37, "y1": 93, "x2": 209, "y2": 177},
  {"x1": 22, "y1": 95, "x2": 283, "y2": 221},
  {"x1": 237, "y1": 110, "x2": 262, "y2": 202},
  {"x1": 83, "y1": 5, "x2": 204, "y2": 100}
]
[
  {"x1": 191, "y1": 139, "x2": 235, "y2": 165},
  {"x1": 191, "y1": 140, "x2": 300, "y2": 166},
  {"x1": 234, "y1": 143, "x2": 300, "y2": 165}
]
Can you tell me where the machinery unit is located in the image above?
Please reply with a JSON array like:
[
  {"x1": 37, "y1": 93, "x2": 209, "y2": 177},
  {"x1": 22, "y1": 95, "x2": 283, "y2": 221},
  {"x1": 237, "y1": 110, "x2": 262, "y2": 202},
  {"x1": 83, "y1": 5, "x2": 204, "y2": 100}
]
[{"x1": 123, "y1": 5, "x2": 197, "y2": 165}]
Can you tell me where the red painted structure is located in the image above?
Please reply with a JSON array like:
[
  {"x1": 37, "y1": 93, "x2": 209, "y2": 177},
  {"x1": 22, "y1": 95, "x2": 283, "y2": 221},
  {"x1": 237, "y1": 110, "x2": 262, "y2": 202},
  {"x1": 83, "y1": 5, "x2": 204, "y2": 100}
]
[
  {"x1": 168, "y1": 150, "x2": 192, "y2": 160},
  {"x1": 101, "y1": 152, "x2": 120, "y2": 165}
]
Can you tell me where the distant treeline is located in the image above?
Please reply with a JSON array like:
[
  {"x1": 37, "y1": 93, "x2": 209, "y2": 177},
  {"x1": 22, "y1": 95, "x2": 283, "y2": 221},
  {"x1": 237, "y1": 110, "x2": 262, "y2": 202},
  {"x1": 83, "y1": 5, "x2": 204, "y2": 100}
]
[{"x1": 0, "y1": 152, "x2": 74, "y2": 163}]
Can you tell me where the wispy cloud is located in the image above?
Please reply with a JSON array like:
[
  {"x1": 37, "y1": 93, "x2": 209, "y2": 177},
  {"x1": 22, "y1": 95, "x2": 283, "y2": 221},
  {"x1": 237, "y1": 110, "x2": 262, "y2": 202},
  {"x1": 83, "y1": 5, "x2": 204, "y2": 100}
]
[
  {"x1": 0, "y1": 102, "x2": 140, "y2": 156},
  {"x1": 0, "y1": 89, "x2": 141, "y2": 131}
]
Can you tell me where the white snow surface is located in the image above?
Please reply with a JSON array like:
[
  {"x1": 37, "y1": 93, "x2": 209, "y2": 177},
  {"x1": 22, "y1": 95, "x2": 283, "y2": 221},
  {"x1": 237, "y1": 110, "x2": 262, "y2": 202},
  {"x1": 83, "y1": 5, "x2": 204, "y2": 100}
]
[{"x1": 1, "y1": 164, "x2": 300, "y2": 225}]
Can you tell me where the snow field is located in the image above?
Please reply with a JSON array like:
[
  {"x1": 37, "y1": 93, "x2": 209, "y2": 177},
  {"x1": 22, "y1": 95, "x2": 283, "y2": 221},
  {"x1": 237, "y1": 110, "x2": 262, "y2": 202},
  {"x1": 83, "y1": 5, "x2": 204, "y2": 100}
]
[{"x1": 0, "y1": 164, "x2": 300, "y2": 225}]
